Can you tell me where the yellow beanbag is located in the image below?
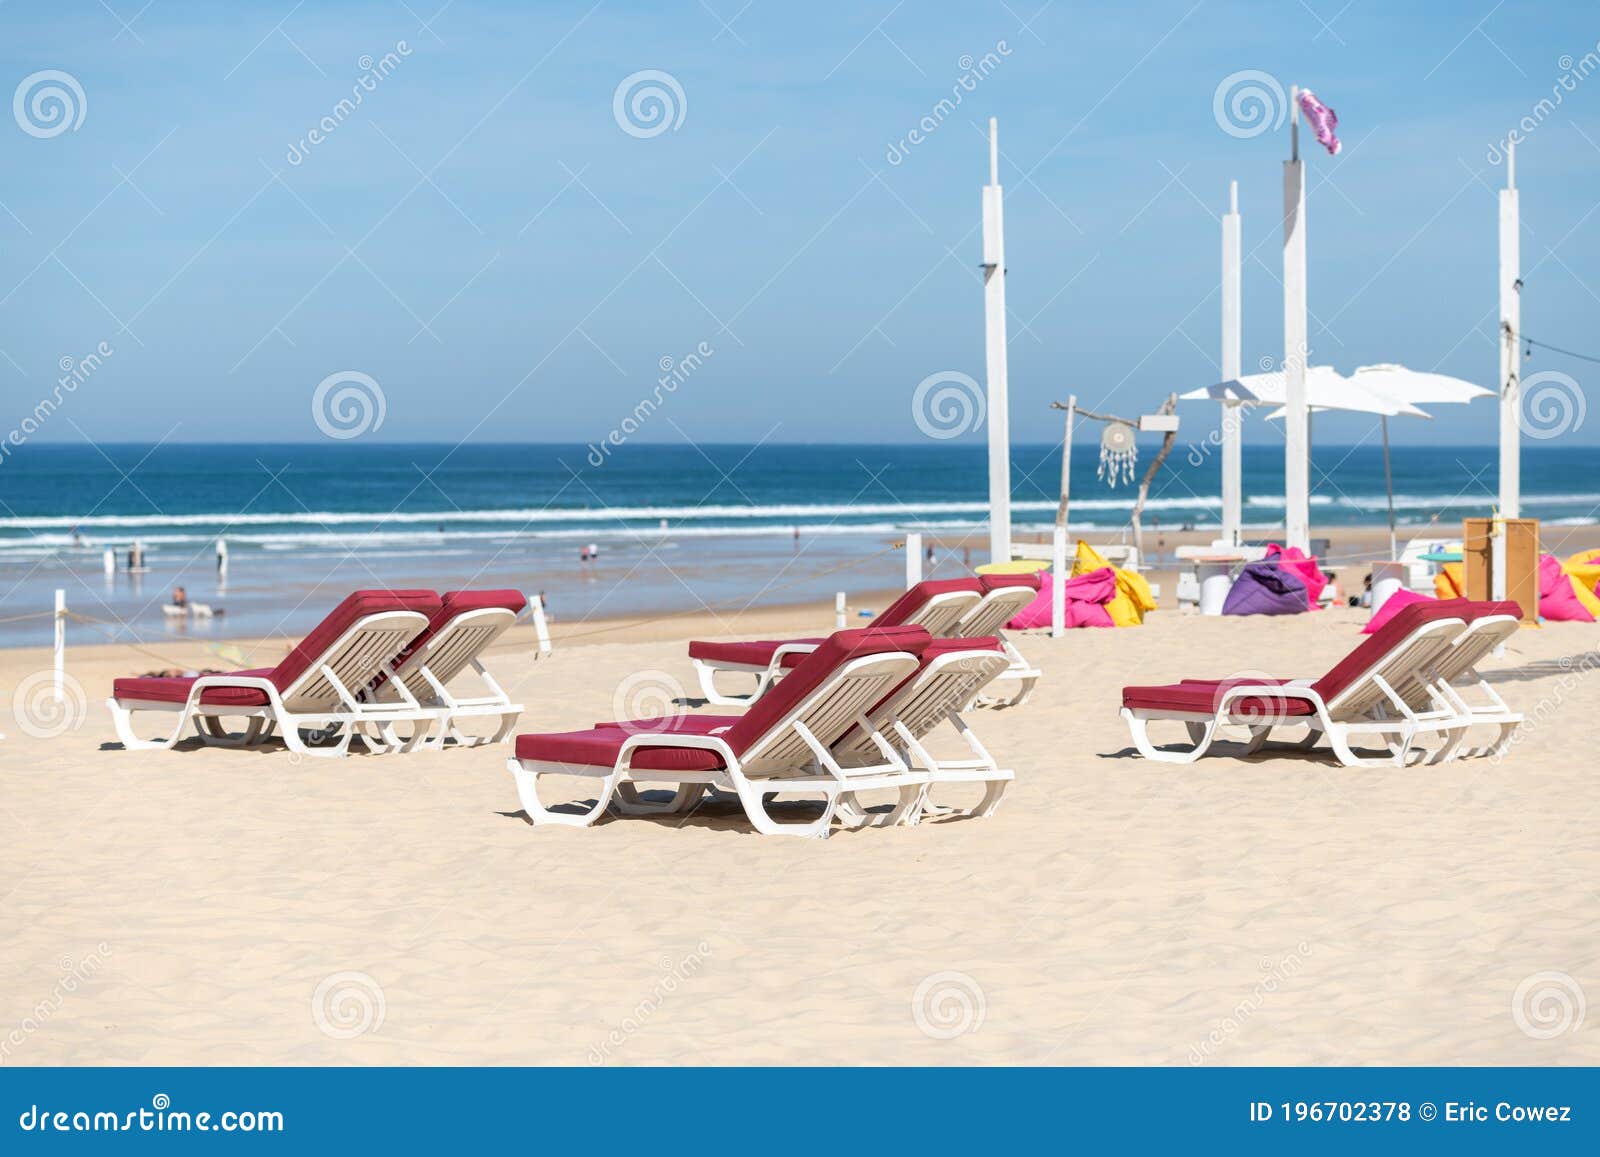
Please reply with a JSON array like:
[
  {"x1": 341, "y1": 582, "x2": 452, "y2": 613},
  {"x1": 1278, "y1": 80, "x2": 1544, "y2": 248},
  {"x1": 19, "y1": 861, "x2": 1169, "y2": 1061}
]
[
  {"x1": 1072, "y1": 541, "x2": 1157, "y2": 626},
  {"x1": 1434, "y1": 561, "x2": 1464, "y2": 600},
  {"x1": 1565, "y1": 550, "x2": 1600, "y2": 596}
]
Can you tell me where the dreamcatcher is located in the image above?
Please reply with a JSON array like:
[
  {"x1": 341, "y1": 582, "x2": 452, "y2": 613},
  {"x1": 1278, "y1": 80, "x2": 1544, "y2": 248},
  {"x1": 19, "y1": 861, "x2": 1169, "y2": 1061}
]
[{"x1": 1097, "y1": 421, "x2": 1137, "y2": 488}]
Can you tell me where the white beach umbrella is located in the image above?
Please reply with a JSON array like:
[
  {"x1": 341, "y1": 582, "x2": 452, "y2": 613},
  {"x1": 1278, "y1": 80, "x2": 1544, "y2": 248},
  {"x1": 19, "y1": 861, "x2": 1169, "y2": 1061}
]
[
  {"x1": 1183, "y1": 367, "x2": 1432, "y2": 558},
  {"x1": 1348, "y1": 363, "x2": 1494, "y2": 407}
]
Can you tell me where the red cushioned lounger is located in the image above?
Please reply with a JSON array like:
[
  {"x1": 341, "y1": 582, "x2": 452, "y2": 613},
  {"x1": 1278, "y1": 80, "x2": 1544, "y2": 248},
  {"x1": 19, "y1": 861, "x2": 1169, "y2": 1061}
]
[
  {"x1": 687, "y1": 579, "x2": 984, "y2": 706},
  {"x1": 1119, "y1": 600, "x2": 1479, "y2": 767},
  {"x1": 961, "y1": 573, "x2": 1044, "y2": 708},
  {"x1": 370, "y1": 589, "x2": 527, "y2": 749},
  {"x1": 620, "y1": 636, "x2": 1017, "y2": 826},
  {"x1": 107, "y1": 590, "x2": 441, "y2": 757},
  {"x1": 509, "y1": 627, "x2": 932, "y2": 839}
]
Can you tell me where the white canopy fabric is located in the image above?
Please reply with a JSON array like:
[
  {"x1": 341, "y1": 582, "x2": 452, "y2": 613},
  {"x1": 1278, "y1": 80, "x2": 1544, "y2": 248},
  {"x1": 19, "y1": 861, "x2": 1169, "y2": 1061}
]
[
  {"x1": 1348, "y1": 363, "x2": 1494, "y2": 406},
  {"x1": 1180, "y1": 367, "x2": 1431, "y2": 418}
]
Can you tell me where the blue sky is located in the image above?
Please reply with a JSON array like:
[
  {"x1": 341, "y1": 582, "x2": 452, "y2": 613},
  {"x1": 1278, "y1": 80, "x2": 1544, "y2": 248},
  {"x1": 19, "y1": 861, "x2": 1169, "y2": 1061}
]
[{"x1": 2, "y1": 0, "x2": 1597, "y2": 446}]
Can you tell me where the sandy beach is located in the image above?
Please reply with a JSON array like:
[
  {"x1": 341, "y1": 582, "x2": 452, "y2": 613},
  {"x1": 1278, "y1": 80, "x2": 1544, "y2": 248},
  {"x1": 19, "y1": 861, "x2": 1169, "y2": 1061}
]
[{"x1": 2, "y1": 582, "x2": 1597, "y2": 1066}]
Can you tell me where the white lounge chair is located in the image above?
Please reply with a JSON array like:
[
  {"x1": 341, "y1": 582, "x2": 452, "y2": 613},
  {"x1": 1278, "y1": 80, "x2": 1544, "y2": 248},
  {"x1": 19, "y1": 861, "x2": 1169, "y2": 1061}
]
[
  {"x1": 375, "y1": 589, "x2": 526, "y2": 748},
  {"x1": 686, "y1": 578, "x2": 984, "y2": 705},
  {"x1": 108, "y1": 590, "x2": 440, "y2": 757},
  {"x1": 959, "y1": 573, "x2": 1043, "y2": 708},
  {"x1": 509, "y1": 626, "x2": 933, "y2": 838},
  {"x1": 1119, "y1": 600, "x2": 1470, "y2": 767}
]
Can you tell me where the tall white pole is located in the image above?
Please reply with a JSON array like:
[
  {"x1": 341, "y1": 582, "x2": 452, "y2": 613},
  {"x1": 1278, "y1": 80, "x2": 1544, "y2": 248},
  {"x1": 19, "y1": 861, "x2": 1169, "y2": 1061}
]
[
  {"x1": 1283, "y1": 87, "x2": 1310, "y2": 553},
  {"x1": 905, "y1": 531, "x2": 923, "y2": 588},
  {"x1": 1499, "y1": 138, "x2": 1521, "y2": 525},
  {"x1": 982, "y1": 116, "x2": 1013, "y2": 565},
  {"x1": 1221, "y1": 180, "x2": 1243, "y2": 547}
]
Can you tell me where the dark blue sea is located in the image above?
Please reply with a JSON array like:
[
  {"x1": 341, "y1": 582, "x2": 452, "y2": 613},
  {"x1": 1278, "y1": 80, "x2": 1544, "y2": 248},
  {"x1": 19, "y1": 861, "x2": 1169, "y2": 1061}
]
[{"x1": 0, "y1": 441, "x2": 1588, "y2": 646}]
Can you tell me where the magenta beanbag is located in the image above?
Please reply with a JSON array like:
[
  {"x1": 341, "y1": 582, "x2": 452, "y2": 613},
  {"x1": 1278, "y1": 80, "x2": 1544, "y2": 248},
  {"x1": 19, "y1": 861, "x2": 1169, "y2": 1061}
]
[
  {"x1": 1007, "y1": 567, "x2": 1116, "y2": 629},
  {"x1": 1539, "y1": 553, "x2": 1596, "y2": 623},
  {"x1": 1265, "y1": 543, "x2": 1327, "y2": 609},
  {"x1": 1362, "y1": 588, "x2": 1435, "y2": 634}
]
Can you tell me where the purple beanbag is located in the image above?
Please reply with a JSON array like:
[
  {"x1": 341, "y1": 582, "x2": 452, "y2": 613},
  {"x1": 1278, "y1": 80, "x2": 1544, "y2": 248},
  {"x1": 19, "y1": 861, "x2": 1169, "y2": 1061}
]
[{"x1": 1222, "y1": 561, "x2": 1310, "y2": 616}]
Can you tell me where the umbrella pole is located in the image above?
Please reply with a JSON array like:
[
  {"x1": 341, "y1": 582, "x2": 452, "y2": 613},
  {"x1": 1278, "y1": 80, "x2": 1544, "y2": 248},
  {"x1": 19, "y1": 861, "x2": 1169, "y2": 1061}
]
[{"x1": 1381, "y1": 414, "x2": 1397, "y2": 561}]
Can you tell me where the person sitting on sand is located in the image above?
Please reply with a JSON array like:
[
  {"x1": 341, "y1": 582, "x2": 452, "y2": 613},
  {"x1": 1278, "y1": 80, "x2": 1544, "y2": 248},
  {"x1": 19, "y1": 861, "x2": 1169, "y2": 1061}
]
[{"x1": 172, "y1": 586, "x2": 188, "y2": 609}]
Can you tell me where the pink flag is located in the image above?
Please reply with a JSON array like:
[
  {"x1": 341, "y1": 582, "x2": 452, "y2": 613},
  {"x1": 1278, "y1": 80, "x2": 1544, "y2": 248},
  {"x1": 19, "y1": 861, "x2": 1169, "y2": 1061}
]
[{"x1": 1297, "y1": 89, "x2": 1341, "y2": 155}]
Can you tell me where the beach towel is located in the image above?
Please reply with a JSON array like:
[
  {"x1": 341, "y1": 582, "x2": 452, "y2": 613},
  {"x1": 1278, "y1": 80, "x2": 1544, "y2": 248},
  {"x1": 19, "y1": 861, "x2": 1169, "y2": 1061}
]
[
  {"x1": 1072, "y1": 541, "x2": 1157, "y2": 625},
  {"x1": 1007, "y1": 567, "x2": 1116, "y2": 629},
  {"x1": 1222, "y1": 561, "x2": 1309, "y2": 616},
  {"x1": 1264, "y1": 543, "x2": 1327, "y2": 609},
  {"x1": 1434, "y1": 561, "x2": 1465, "y2": 600},
  {"x1": 1361, "y1": 588, "x2": 1435, "y2": 634},
  {"x1": 1538, "y1": 553, "x2": 1598, "y2": 623}
]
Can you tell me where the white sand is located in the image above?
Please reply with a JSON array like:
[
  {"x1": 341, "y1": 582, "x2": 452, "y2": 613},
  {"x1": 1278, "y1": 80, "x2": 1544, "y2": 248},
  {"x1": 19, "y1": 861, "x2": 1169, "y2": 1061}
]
[{"x1": 1, "y1": 605, "x2": 1596, "y2": 1065}]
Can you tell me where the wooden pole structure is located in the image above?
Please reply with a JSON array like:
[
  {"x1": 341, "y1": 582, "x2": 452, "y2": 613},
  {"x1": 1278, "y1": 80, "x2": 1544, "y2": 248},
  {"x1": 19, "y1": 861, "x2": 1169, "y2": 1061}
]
[
  {"x1": 982, "y1": 117, "x2": 1012, "y2": 565},
  {"x1": 1221, "y1": 180, "x2": 1243, "y2": 546},
  {"x1": 1129, "y1": 394, "x2": 1180, "y2": 561},
  {"x1": 1499, "y1": 138, "x2": 1521, "y2": 532},
  {"x1": 1055, "y1": 394, "x2": 1076, "y2": 532},
  {"x1": 1283, "y1": 86, "x2": 1310, "y2": 553}
]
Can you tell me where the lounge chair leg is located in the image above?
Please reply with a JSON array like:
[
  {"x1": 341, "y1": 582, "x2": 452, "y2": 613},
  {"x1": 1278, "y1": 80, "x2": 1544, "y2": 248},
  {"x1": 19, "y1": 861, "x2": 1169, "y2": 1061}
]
[
  {"x1": 105, "y1": 700, "x2": 188, "y2": 751},
  {"x1": 733, "y1": 779, "x2": 835, "y2": 838},
  {"x1": 1123, "y1": 709, "x2": 1217, "y2": 763},
  {"x1": 199, "y1": 716, "x2": 267, "y2": 748},
  {"x1": 507, "y1": 759, "x2": 618, "y2": 827},
  {"x1": 693, "y1": 660, "x2": 759, "y2": 707},
  {"x1": 611, "y1": 783, "x2": 704, "y2": 817},
  {"x1": 281, "y1": 721, "x2": 354, "y2": 759},
  {"x1": 1243, "y1": 725, "x2": 1272, "y2": 755},
  {"x1": 836, "y1": 784, "x2": 923, "y2": 828},
  {"x1": 970, "y1": 777, "x2": 1009, "y2": 818}
]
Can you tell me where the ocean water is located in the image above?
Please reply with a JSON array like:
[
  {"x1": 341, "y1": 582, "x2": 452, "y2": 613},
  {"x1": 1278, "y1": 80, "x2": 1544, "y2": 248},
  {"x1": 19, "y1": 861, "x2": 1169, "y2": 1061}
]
[{"x1": 0, "y1": 441, "x2": 1589, "y2": 648}]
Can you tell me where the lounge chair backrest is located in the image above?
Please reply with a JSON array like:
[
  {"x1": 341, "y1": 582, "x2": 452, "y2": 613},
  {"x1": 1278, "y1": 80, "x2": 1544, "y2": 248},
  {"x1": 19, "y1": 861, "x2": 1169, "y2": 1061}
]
[
  {"x1": 392, "y1": 589, "x2": 526, "y2": 694},
  {"x1": 1309, "y1": 601, "x2": 1466, "y2": 716},
  {"x1": 270, "y1": 590, "x2": 440, "y2": 709},
  {"x1": 1431, "y1": 601, "x2": 1520, "y2": 687},
  {"x1": 833, "y1": 637, "x2": 1007, "y2": 764},
  {"x1": 722, "y1": 626, "x2": 929, "y2": 774},
  {"x1": 873, "y1": 578, "x2": 984, "y2": 636},
  {"x1": 957, "y1": 573, "x2": 1042, "y2": 636}
]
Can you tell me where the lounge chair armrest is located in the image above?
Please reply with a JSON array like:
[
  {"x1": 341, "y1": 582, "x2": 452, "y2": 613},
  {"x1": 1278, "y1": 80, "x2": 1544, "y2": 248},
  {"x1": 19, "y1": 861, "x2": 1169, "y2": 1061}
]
[
  {"x1": 189, "y1": 675, "x2": 279, "y2": 693},
  {"x1": 614, "y1": 731, "x2": 738, "y2": 770},
  {"x1": 1215, "y1": 684, "x2": 1328, "y2": 716}
]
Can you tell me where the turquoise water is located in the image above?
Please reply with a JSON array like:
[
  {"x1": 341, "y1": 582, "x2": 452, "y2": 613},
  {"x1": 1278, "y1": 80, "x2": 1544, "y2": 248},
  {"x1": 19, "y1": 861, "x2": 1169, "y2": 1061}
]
[{"x1": 0, "y1": 441, "x2": 1586, "y2": 646}]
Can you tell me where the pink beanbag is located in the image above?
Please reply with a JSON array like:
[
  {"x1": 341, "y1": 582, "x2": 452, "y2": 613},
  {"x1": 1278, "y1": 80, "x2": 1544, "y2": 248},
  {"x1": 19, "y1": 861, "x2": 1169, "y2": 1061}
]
[
  {"x1": 1362, "y1": 588, "x2": 1435, "y2": 634},
  {"x1": 1539, "y1": 553, "x2": 1596, "y2": 623},
  {"x1": 1007, "y1": 567, "x2": 1116, "y2": 629},
  {"x1": 1266, "y1": 543, "x2": 1327, "y2": 609}
]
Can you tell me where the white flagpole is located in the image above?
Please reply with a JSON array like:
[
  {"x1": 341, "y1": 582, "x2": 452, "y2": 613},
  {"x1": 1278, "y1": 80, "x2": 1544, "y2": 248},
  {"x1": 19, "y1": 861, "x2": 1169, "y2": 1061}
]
[
  {"x1": 1498, "y1": 138, "x2": 1521, "y2": 527},
  {"x1": 1221, "y1": 179, "x2": 1243, "y2": 547},
  {"x1": 982, "y1": 117, "x2": 1013, "y2": 565},
  {"x1": 1283, "y1": 86, "x2": 1310, "y2": 553}
]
